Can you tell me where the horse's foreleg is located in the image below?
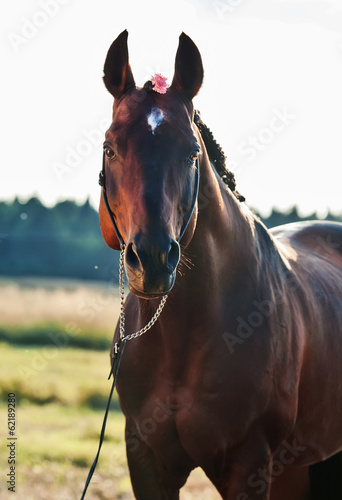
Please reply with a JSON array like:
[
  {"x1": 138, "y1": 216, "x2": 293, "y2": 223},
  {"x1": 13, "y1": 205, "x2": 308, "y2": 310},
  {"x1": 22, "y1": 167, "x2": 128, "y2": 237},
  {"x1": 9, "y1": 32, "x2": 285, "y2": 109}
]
[
  {"x1": 270, "y1": 465, "x2": 310, "y2": 500},
  {"x1": 204, "y1": 440, "x2": 273, "y2": 500},
  {"x1": 220, "y1": 462, "x2": 272, "y2": 500},
  {"x1": 125, "y1": 420, "x2": 191, "y2": 500},
  {"x1": 213, "y1": 458, "x2": 310, "y2": 500}
]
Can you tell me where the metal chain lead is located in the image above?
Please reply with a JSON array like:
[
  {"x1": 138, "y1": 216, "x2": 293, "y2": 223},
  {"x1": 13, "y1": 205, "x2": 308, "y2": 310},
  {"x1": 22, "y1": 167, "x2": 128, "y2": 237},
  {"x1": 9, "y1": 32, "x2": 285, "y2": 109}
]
[
  {"x1": 116, "y1": 244, "x2": 168, "y2": 349},
  {"x1": 119, "y1": 246, "x2": 126, "y2": 339}
]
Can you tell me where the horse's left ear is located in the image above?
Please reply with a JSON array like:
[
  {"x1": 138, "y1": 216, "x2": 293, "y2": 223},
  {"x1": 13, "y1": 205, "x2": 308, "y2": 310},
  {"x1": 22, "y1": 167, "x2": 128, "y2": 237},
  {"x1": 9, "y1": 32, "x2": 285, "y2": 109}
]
[
  {"x1": 171, "y1": 33, "x2": 204, "y2": 101},
  {"x1": 103, "y1": 29, "x2": 135, "y2": 99}
]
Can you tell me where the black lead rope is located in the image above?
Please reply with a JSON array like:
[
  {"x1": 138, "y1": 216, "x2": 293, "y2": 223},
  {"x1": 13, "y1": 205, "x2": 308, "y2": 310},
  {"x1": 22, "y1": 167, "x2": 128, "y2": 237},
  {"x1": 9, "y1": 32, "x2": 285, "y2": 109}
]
[
  {"x1": 80, "y1": 339, "x2": 126, "y2": 500},
  {"x1": 80, "y1": 151, "x2": 199, "y2": 499}
]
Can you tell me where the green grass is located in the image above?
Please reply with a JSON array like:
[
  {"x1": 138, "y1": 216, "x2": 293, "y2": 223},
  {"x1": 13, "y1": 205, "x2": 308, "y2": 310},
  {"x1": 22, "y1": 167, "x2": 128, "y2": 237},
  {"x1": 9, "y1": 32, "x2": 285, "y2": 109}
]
[
  {"x1": 0, "y1": 322, "x2": 112, "y2": 350},
  {"x1": 0, "y1": 342, "x2": 131, "y2": 499},
  {"x1": 0, "y1": 342, "x2": 119, "y2": 408},
  {"x1": 15, "y1": 403, "x2": 126, "y2": 469},
  {"x1": 0, "y1": 400, "x2": 130, "y2": 499}
]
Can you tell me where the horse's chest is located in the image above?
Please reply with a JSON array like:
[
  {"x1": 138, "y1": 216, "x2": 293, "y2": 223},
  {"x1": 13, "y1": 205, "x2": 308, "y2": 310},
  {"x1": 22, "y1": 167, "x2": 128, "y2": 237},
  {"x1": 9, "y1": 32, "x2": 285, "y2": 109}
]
[
  {"x1": 121, "y1": 340, "x2": 274, "y2": 461},
  {"x1": 132, "y1": 384, "x2": 241, "y2": 463}
]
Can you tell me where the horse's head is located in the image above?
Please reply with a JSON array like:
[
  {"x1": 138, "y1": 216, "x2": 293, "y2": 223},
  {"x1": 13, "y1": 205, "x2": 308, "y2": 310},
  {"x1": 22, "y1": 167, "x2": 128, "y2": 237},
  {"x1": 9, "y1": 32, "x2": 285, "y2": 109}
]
[{"x1": 99, "y1": 30, "x2": 204, "y2": 299}]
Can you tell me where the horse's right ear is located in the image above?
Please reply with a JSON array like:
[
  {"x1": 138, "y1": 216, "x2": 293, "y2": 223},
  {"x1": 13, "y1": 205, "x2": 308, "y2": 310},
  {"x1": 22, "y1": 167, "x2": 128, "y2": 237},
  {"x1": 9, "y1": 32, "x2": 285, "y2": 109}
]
[
  {"x1": 171, "y1": 32, "x2": 204, "y2": 101},
  {"x1": 103, "y1": 29, "x2": 136, "y2": 99}
]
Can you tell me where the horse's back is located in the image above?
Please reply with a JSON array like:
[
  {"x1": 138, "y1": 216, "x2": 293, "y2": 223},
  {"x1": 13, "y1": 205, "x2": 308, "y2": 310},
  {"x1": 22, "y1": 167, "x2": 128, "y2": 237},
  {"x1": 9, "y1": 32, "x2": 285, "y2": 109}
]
[
  {"x1": 270, "y1": 220, "x2": 342, "y2": 262},
  {"x1": 271, "y1": 219, "x2": 342, "y2": 341}
]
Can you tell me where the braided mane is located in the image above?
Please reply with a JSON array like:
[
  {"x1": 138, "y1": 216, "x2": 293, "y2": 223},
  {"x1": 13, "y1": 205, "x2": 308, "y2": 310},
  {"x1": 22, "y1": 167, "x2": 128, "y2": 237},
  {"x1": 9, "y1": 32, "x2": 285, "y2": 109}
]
[{"x1": 194, "y1": 110, "x2": 245, "y2": 202}]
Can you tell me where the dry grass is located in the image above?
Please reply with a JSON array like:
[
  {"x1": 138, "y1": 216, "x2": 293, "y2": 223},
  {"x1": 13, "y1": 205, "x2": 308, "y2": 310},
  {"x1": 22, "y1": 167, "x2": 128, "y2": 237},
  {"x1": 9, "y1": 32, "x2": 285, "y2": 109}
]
[
  {"x1": 0, "y1": 278, "x2": 120, "y2": 332},
  {"x1": 16, "y1": 464, "x2": 218, "y2": 500}
]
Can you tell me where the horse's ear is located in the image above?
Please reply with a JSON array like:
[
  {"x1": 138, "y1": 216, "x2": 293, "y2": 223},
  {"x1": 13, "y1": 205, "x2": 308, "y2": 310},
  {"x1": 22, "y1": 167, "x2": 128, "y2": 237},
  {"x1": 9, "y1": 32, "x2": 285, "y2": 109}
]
[
  {"x1": 171, "y1": 33, "x2": 204, "y2": 101},
  {"x1": 103, "y1": 29, "x2": 135, "y2": 99},
  {"x1": 99, "y1": 194, "x2": 121, "y2": 250}
]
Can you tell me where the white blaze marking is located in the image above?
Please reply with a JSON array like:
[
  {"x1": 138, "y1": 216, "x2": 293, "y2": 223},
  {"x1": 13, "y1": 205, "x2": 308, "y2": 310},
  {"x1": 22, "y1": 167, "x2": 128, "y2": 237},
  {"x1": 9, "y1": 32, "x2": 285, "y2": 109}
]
[{"x1": 147, "y1": 108, "x2": 165, "y2": 135}]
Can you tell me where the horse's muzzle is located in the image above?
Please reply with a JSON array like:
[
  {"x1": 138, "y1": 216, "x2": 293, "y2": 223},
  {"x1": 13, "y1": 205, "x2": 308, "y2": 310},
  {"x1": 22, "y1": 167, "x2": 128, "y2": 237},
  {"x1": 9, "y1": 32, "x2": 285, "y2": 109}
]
[{"x1": 125, "y1": 234, "x2": 180, "y2": 299}]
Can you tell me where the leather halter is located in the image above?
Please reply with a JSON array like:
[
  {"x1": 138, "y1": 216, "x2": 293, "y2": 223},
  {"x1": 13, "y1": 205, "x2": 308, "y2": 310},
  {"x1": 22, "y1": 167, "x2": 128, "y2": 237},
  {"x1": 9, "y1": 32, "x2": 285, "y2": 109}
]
[{"x1": 98, "y1": 150, "x2": 200, "y2": 248}]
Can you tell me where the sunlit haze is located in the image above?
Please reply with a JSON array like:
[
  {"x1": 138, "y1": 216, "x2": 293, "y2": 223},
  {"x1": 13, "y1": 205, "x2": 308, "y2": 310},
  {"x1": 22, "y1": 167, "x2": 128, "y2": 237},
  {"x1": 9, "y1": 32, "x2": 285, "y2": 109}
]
[{"x1": 2, "y1": 0, "x2": 342, "y2": 216}]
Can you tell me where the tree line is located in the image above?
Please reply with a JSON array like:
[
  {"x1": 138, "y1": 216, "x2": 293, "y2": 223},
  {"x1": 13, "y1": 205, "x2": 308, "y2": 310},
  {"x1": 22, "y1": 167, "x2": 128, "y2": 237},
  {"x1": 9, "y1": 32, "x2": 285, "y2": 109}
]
[
  {"x1": 0, "y1": 197, "x2": 341, "y2": 282},
  {"x1": 0, "y1": 197, "x2": 118, "y2": 281}
]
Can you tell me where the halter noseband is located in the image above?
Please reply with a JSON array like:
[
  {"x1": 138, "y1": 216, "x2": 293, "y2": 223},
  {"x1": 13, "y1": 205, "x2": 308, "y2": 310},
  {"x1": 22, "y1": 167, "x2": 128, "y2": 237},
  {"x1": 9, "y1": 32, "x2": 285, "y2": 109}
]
[{"x1": 99, "y1": 151, "x2": 200, "y2": 247}]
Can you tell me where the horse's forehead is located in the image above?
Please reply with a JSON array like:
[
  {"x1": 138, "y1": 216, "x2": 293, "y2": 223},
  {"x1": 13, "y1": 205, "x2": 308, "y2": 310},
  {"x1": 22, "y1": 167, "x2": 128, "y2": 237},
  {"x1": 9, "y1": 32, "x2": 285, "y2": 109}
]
[{"x1": 112, "y1": 91, "x2": 190, "y2": 135}]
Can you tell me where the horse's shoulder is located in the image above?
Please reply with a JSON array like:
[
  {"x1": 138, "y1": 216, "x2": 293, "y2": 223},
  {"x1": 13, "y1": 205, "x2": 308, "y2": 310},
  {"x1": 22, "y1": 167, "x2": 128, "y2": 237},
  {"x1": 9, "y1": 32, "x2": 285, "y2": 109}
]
[{"x1": 270, "y1": 220, "x2": 342, "y2": 257}]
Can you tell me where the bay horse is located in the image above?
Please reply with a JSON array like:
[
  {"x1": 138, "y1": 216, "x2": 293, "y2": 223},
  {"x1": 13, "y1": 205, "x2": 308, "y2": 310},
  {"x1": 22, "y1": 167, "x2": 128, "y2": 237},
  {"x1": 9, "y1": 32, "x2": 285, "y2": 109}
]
[{"x1": 99, "y1": 30, "x2": 342, "y2": 500}]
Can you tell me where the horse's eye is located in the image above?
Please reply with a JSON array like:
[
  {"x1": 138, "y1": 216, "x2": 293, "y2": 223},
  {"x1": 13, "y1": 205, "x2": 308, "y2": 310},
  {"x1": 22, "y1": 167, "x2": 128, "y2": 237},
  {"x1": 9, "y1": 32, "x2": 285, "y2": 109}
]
[
  {"x1": 189, "y1": 151, "x2": 199, "y2": 163},
  {"x1": 104, "y1": 147, "x2": 116, "y2": 160}
]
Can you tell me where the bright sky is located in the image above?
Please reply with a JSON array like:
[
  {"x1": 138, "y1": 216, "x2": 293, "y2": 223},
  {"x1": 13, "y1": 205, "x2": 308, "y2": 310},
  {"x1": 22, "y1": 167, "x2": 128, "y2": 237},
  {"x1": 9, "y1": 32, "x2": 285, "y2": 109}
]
[{"x1": 1, "y1": 0, "x2": 342, "y2": 216}]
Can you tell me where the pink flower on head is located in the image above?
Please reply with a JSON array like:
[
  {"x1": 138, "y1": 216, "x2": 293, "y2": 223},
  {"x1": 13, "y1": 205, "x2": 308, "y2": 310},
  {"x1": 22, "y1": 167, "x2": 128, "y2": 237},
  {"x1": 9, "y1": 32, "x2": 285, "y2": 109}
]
[{"x1": 151, "y1": 73, "x2": 169, "y2": 94}]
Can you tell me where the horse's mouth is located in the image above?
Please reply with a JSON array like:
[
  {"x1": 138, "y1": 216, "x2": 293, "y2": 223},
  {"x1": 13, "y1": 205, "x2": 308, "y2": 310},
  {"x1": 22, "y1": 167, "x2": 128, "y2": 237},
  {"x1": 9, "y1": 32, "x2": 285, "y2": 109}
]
[{"x1": 127, "y1": 273, "x2": 176, "y2": 300}]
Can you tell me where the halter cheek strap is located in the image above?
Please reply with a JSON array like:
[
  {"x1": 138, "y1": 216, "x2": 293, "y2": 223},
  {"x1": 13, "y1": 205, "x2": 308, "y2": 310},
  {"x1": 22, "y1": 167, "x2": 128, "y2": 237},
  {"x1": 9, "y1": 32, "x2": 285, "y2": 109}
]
[
  {"x1": 99, "y1": 152, "x2": 125, "y2": 248},
  {"x1": 99, "y1": 151, "x2": 200, "y2": 247},
  {"x1": 178, "y1": 157, "x2": 200, "y2": 243}
]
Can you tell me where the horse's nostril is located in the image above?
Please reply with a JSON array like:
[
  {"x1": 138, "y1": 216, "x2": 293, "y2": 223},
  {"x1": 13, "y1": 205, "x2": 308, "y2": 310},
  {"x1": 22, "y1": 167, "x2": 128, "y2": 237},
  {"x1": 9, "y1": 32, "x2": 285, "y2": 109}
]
[
  {"x1": 126, "y1": 242, "x2": 140, "y2": 269},
  {"x1": 126, "y1": 237, "x2": 180, "y2": 275},
  {"x1": 167, "y1": 240, "x2": 180, "y2": 273}
]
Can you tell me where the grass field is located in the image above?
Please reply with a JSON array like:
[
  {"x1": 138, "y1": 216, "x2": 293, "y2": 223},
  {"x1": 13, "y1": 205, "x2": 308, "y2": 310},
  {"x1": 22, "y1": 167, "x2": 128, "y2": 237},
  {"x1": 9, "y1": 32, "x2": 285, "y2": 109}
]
[{"x1": 0, "y1": 281, "x2": 218, "y2": 499}]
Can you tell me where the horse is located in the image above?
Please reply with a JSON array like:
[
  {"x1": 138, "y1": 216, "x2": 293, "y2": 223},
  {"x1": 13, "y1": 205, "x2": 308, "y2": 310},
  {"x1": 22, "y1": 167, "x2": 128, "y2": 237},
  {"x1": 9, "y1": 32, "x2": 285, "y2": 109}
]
[{"x1": 99, "y1": 30, "x2": 342, "y2": 500}]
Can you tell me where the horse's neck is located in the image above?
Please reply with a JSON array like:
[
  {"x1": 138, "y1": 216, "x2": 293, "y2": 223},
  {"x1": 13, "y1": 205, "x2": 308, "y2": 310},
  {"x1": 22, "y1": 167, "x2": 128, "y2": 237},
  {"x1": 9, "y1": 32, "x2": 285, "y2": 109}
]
[
  {"x1": 189, "y1": 153, "x2": 258, "y2": 285},
  {"x1": 185, "y1": 153, "x2": 289, "y2": 322}
]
